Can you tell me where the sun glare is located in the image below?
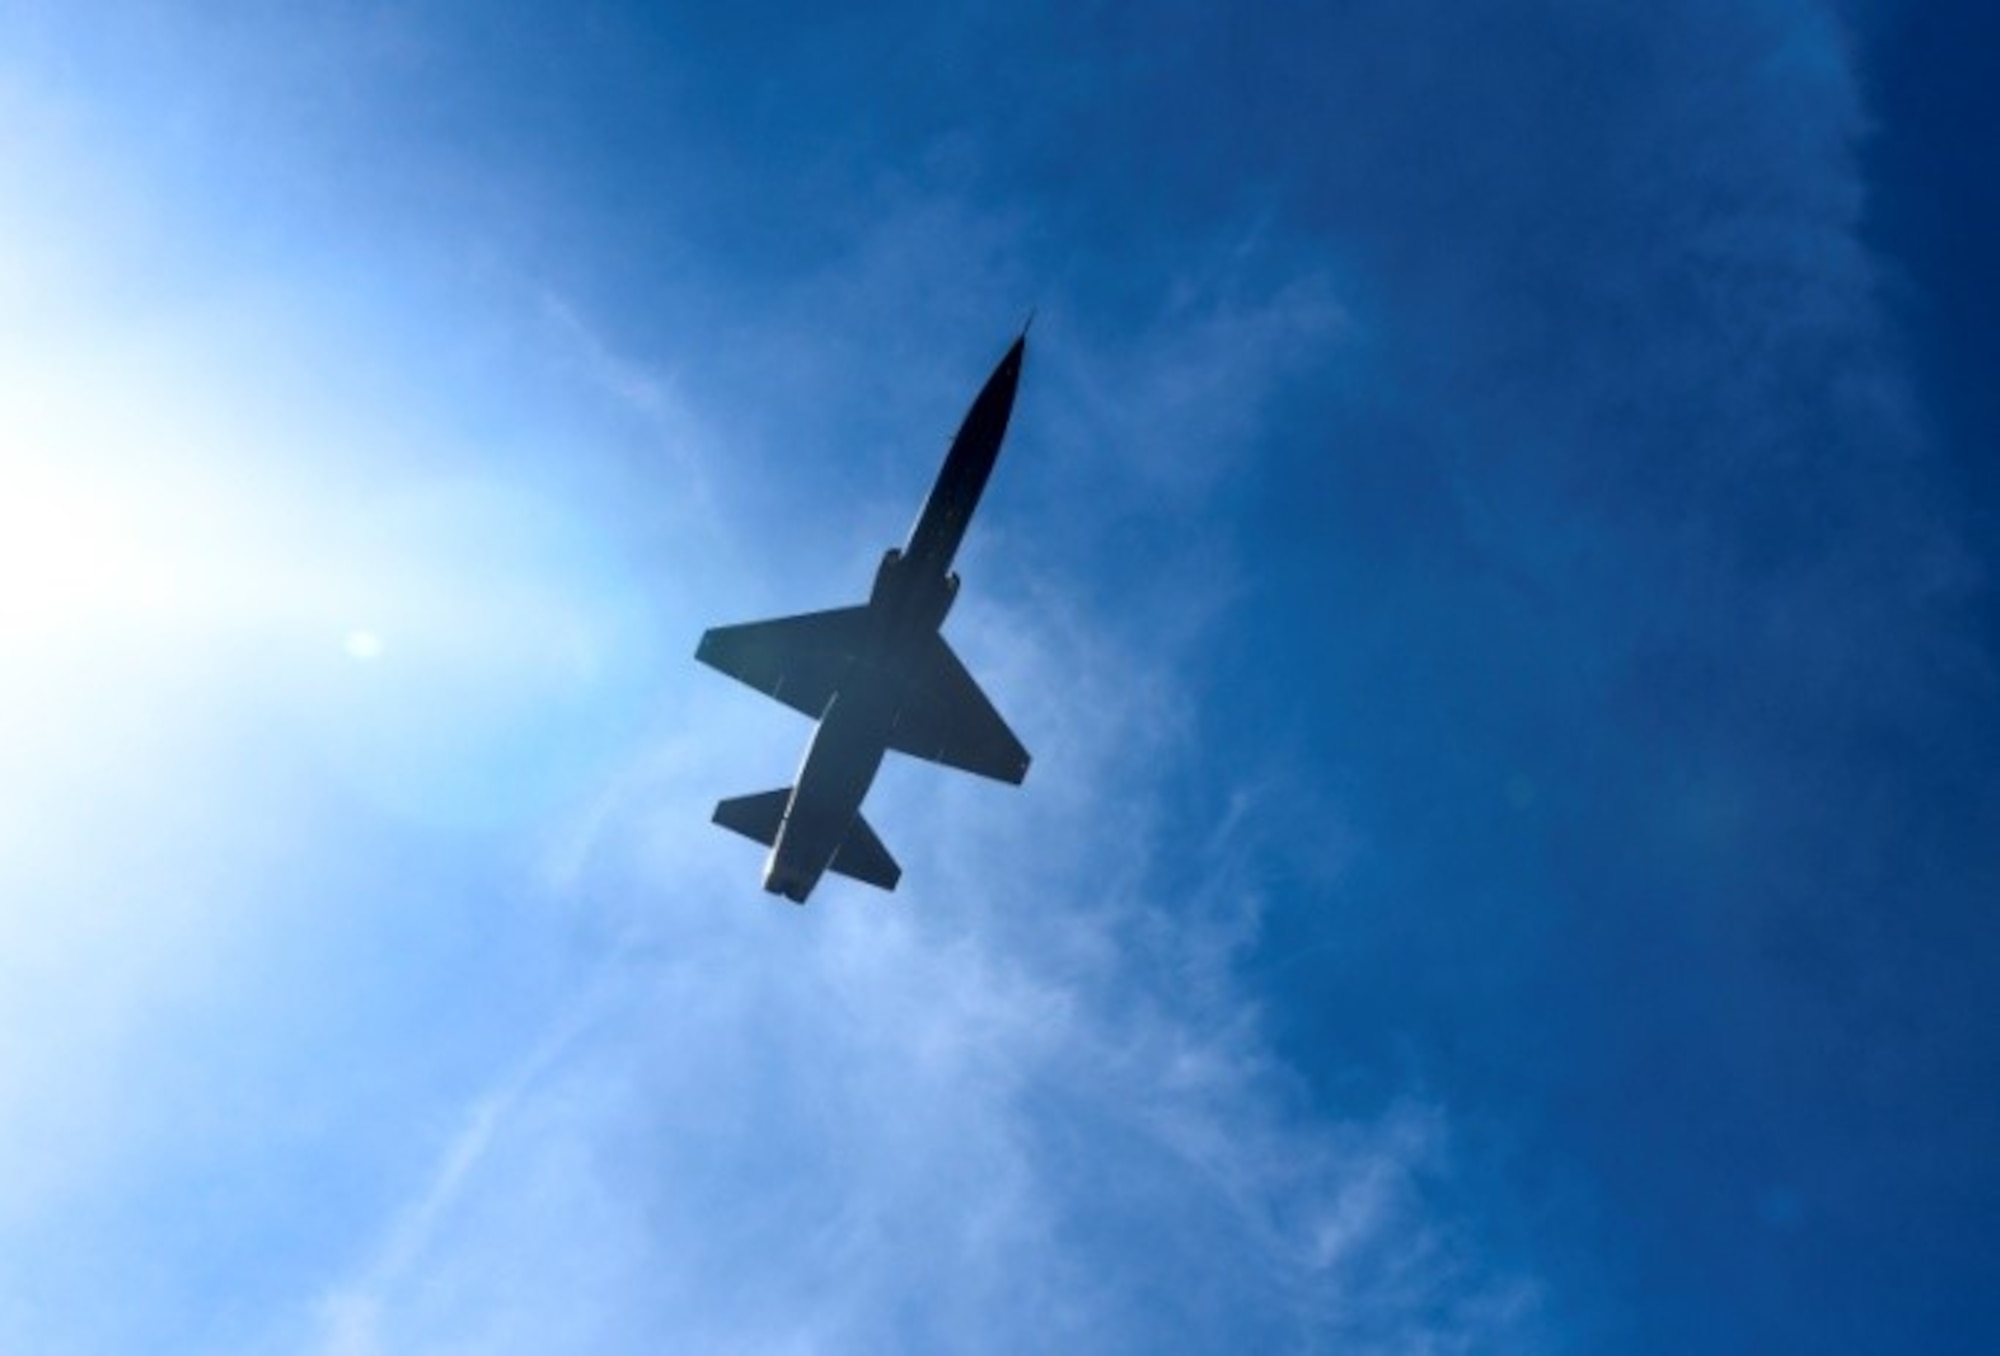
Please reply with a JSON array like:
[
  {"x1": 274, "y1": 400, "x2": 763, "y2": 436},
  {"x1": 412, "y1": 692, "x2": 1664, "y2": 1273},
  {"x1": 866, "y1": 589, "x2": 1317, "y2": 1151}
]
[{"x1": 0, "y1": 469, "x2": 181, "y2": 636}]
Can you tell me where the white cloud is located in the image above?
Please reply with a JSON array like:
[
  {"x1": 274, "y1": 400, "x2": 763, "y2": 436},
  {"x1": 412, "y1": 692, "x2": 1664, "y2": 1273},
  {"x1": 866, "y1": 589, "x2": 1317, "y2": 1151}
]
[
  {"x1": 0, "y1": 43, "x2": 1538, "y2": 1351},
  {"x1": 310, "y1": 737, "x2": 1536, "y2": 1352},
  {"x1": 302, "y1": 218, "x2": 1539, "y2": 1353}
]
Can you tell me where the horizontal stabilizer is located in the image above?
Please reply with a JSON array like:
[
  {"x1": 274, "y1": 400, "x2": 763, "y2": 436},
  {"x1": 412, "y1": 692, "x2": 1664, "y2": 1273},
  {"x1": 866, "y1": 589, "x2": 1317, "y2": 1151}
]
[
  {"x1": 830, "y1": 814, "x2": 901, "y2": 892},
  {"x1": 889, "y1": 634, "x2": 1031, "y2": 784},
  {"x1": 696, "y1": 607, "x2": 874, "y2": 720},
  {"x1": 712, "y1": 788, "x2": 792, "y2": 847}
]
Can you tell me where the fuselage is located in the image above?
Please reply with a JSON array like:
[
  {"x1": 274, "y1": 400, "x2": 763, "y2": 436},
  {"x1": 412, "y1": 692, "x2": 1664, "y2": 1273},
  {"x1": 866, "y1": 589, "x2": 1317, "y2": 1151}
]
[
  {"x1": 761, "y1": 335, "x2": 1026, "y2": 901},
  {"x1": 901, "y1": 335, "x2": 1024, "y2": 574}
]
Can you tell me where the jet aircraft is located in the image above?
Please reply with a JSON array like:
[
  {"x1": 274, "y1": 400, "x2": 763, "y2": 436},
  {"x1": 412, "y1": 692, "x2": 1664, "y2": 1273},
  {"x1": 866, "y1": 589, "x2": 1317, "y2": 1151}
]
[{"x1": 696, "y1": 332, "x2": 1034, "y2": 903}]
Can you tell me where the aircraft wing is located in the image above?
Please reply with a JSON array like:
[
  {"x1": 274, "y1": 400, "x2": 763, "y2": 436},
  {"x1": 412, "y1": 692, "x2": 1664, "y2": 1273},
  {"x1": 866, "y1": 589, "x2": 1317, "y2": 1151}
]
[
  {"x1": 695, "y1": 606, "x2": 874, "y2": 720},
  {"x1": 889, "y1": 634, "x2": 1031, "y2": 784}
]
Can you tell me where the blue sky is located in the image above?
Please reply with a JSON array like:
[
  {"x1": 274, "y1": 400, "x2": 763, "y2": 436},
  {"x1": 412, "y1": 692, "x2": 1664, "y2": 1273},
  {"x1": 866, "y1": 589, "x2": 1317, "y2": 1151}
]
[{"x1": 2, "y1": 2, "x2": 1995, "y2": 1352}]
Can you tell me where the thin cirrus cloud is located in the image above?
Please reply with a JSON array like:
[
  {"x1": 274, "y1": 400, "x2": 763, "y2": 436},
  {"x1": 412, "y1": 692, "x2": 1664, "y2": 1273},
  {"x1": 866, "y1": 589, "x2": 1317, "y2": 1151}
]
[
  {"x1": 13, "y1": 1, "x2": 1986, "y2": 1352},
  {"x1": 310, "y1": 552, "x2": 1537, "y2": 1356},
  {"x1": 0, "y1": 31, "x2": 1543, "y2": 1356},
  {"x1": 295, "y1": 218, "x2": 1542, "y2": 1352}
]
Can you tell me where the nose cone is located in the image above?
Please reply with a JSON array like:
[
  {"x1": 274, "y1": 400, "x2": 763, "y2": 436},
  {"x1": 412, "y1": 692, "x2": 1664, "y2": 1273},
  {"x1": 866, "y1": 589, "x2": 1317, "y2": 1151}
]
[
  {"x1": 982, "y1": 333, "x2": 1026, "y2": 410},
  {"x1": 948, "y1": 335, "x2": 1025, "y2": 451},
  {"x1": 1001, "y1": 328, "x2": 1028, "y2": 379},
  {"x1": 903, "y1": 328, "x2": 1031, "y2": 569}
]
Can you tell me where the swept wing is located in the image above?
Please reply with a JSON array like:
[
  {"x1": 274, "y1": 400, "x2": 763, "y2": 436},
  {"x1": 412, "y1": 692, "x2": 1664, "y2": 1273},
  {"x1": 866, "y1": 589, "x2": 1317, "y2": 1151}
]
[
  {"x1": 889, "y1": 634, "x2": 1031, "y2": 784},
  {"x1": 695, "y1": 607, "x2": 874, "y2": 720}
]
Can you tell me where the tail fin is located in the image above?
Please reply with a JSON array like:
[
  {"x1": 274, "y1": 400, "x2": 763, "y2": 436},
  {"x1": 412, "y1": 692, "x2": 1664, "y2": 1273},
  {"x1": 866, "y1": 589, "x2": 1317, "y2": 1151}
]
[
  {"x1": 830, "y1": 814, "x2": 901, "y2": 892},
  {"x1": 711, "y1": 792, "x2": 901, "y2": 894},
  {"x1": 713, "y1": 788, "x2": 791, "y2": 846}
]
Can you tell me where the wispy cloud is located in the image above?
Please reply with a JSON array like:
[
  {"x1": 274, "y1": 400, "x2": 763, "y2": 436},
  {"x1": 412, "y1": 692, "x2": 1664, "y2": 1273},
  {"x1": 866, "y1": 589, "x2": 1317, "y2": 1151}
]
[{"x1": 303, "y1": 196, "x2": 1540, "y2": 1355}]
